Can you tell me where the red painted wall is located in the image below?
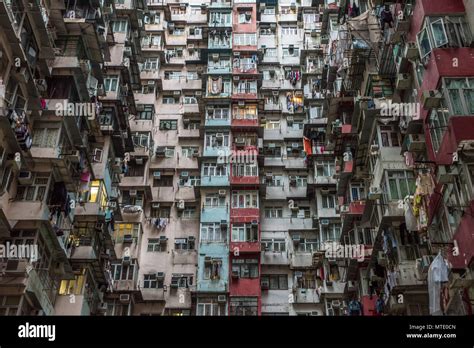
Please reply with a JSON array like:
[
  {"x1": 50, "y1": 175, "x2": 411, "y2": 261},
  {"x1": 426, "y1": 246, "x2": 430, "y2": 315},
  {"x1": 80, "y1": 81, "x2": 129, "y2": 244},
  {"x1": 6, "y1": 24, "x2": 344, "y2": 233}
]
[
  {"x1": 232, "y1": 4, "x2": 257, "y2": 33},
  {"x1": 447, "y1": 201, "x2": 474, "y2": 269}
]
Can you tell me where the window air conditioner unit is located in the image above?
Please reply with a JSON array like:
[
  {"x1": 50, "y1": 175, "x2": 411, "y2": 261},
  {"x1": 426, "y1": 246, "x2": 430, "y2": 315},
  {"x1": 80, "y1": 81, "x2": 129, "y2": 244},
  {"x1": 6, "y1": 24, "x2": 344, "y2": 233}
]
[
  {"x1": 320, "y1": 219, "x2": 329, "y2": 226},
  {"x1": 129, "y1": 190, "x2": 138, "y2": 197},
  {"x1": 292, "y1": 235, "x2": 301, "y2": 243},
  {"x1": 173, "y1": 90, "x2": 181, "y2": 96},
  {"x1": 238, "y1": 101, "x2": 245, "y2": 107},
  {"x1": 156, "y1": 272, "x2": 165, "y2": 279},
  {"x1": 170, "y1": 278, "x2": 179, "y2": 288},
  {"x1": 108, "y1": 201, "x2": 117, "y2": 209},
  {"x1": 340, "y1": 205, "x2": 349, "y2": 213},
  {"x1": 153, "y1": 171, "x2": 161, "y2": 178},
  {"x1": 235, "y1": 137, "x2": 245, "y2": 145},
  {"x1": 180, "y1": 171, "x2": 189, "y2": 178},
  {"x1": 403, "y1": 42, "x2": 418, "y2": 60},
  {"x1": 212, "y1": 54, "x2": 219, "y2": 61},
  {"x1": 407, "y1": 134, "x2": 425, "y2": 152},
  {"x1": 291, "y1": 143, "x2": 299, "y2": 149},
  {"x1": 421, "y1": 90, "x2": 443, "y2": 109},
  {"x1": 368, "y1": 187, "x2": 382, "y2": 200},
  {"x1": 396, "y1": 73, "x2": 412, "y2": 90},
  {"x1": 370, "y1": 144, "x2": 379, "y2": 154},
  {"x1": 18, "y1": 171, "x2": 33, "y2": 185},
  {"x1": 188, "y1": 236, "x2": 196, "y2": 242},
  {"x1": 331, "y1": 300, "x2": 341, "y2": 307},
  {"x1": 261, "y1": 280, "x2": 270, "y2": 290},
  {"x1": 218, "y1": 190, "x2": 226, "y2": 197},
  {"x1": 215, "y1": 133, "x2": 224, "y2": 138},
  {"x1": 251, "y1": 220, "x2": 258, "y2": 226},
  {"x1": 217, "y1": 295, "x2": 227, "y2": 303},
  {"x1": 123, "y1": 234, "x2": 133, "y2": 244},
  {"x1": 231, "y1": 270, "x2": 240, "y2": 278},
  {"x1": 119, "y1": 294, "x2": 130, "y2": 303},
  {"x1": 135, "y1": 157, "x2": 144, "y2": 165},
  {"x1": 233, "y1": 75, "x2": 240, "y2": 81},
  {"x1": 152, "y1": 202, "x2": 161, "y2": 208},
  {"x1": 436, "y1": 165, "x2": 456, "y2": 184},
  {"x1": 122, "y1": 256, "x2": 131, "y2": 265},
  {"x1": 159, "y1": 236, "x2": 168, "y2": 243}
]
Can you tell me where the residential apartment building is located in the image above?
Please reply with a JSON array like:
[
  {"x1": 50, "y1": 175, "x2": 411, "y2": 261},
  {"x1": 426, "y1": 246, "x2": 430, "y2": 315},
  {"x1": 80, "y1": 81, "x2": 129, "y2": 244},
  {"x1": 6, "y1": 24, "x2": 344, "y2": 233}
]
[{"x1": 0, "y1": 0, "x2": 472, "y2": 317}]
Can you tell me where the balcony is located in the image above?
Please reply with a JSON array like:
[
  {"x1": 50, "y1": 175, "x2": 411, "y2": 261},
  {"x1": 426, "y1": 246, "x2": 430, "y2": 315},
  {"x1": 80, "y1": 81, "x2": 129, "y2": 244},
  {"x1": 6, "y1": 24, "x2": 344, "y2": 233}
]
[
  {"x1": 209, "y1": 0, "x2": 232, "y2": 8},
  {"x1": 164, "y1": 33, "x2": 187, "y2": 46},
  {"x1": 26, "y1": 270, "x2": 56, "y2": 315},
  {"x1": 232, "y1": 89, "x2": 258, "y2": 100},
  {"x1": 152, "y1": 186, "x2": 175, "y2": 203},
  {"x1": 291, "y1": 253, "x2": 314, "y2": 268},
  {"x1": 279, "y1": 12, "x2": 298, "y2": 22},
  {"x1": 208, "y1": 64, "x2": 232, "y2": 74},
  {"x1": 182, "y1": 103, "x2": 200, "y2": 114},
  {"x1": 140, "y1": 288, "x2": 165, "y2": 301},
  {"x1": 205, "y1": 118, "x2": 231, "y2": 127},
  {"x1": 201, "y1": 205, "x2": 229, "y2": 223},
  {"x1": 165, "y1": 289, "x2": 193, "y2": 308},
  {"x1": 208, "y1": 38, "x2": 232, "y2": 50},
  {"x1": 294, "y1": 288, "x2": 320, "y2": 304},
  {"x1": 200, "y1": 174, "x2": 230, "y2": 187},
  {"x1": 233, "y1": 63, "x2": 258, "y2": 76},
  {"x1": 230, "y1": 208, "x2": 259, "y2": 223},
  {"x1": 261, "y1": 250, "x2": 290, "y2": 265},
  {"x1": 391, "y1": 261, "x2": 425, "y2": 289},
  {"x1": 177, "y1": 128, "x2": 200, "y2": 139},
  {"x1": 229, "y1": 241, "x2": 260, "y2": 253},
  {"x1": 320, "y1": 280, "x2": 346, "y2": 294},
  {"x1": 231, "y1": 117, "x2": 259, "y2": 128},
  {"x1": 172, "y1": 250, "x2": 198, "y2": 265},
  {"x1": 230, "y1": 174, "x2": 259, "y2": 186},
  {"x1": 202, "y1": 146, "x2": 230, "y2": 157}
]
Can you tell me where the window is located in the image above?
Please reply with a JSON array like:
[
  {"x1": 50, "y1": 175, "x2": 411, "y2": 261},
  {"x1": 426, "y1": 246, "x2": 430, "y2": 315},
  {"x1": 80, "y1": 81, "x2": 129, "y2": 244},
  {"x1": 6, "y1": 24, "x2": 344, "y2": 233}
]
[
  {"x1": 229, "y1": 297, "x2": 258, "y2": 316},
  {"x1": 296, "y1": 238, "x2": 320, "y2": 252},
  {"x1": 137, "y1": 105, "x2": 154, "y2": 120},
  {"x1": 201, "y1": 223, "x2": 226, "y2": 243},
  {"x1": 264, "y1": 145, "x2": 282, "y2": 157},
  {"x1": 159, "y1": 120, "x2": 177, "y2": 130},
  {"x1": 182, "y1": 146, "x2": 199, "y2": 158},
  {"x1": 429, "y1": 108, "x2": 450, "y2": 154},
  {"x1": 281, "y1": 26, "x2": 298, "y2": 36},
  {"x1": 238, "y1": 11, "x2": 252, "y2": 24},
  {"x1": 204, "y1": 258, "x2": 222, "y2": 280},
  {"x1": 261, "y1": 238, "x2": 286, "y2": 252},
  {"x1": 233, "y1": 105, "x2": 257, "y2": 119},
  {"x1": 15, "y1": 173, "x2": 50, "y2": 201},
  {"x1": 231, "y1": 259, "x2": 258, "y2": 278},
  {"x1": 142, "y1": 34, "x2": 161, "y2": 48},
  {"x1": 171, "y1": 274, "x2": 193, "y2": 288},
  {"x1": 235, "y1": 80, "x2": 257, "y2": 94},
  {"x1": 150, "y1": 207, "x2": 170, "y2": 218},
  {"x1": 175, "y1": 237, "x2": 194, "y2": 250},
  {"x1": 143, "y1": 58, "x2": 159, "y2": 71},
  {"x1": 417, "y1": 16, "x2": 472, "y2": 59},
  {"x1": 112, "y1": 20, "x2": 128, "y2": 33},
  {"x1": 209, "y1": 12, "x2": 232, "y2": 26},
  {"x1": 207, "y1": 107, "x2": 230, "y2": 120},
  {"x1": 231, "y1": 191, "x2": 258, "y2": 208},
  {"x1": 121, "y1": 190, "x2": 144, "y2": 207},
  {"x1": 282, "y1": 46, "x2": 299, "y2": 57},
  {"x1": 205, "y1": 133, "x2": 230, "y2": 147},
  {"x1": 32, "y1": 127, "x2": 59, "y2": 148},
  {"x1": 183, "y1": 96, "x2": 197, "y2": 104},
  {"x1": 179, "y1": 175, "x2": 200, "y2": 187},
  {"x1": 59, "y1": 270, "x2": 86, "y2": 295},
  {"x1": 385, "y1": 171, "x2": 416, "y2": 201},
  {"x1": 143, "y1": 274, "x2": 164, "y2": 289},
  {"x1": 316, "y1": 161, "x2": 335, "y2": 177},
  {"x1": 291, "y1": 206, "x2": 310, "y2": 219},
  {"x1": 0, "y1": 165, "x2": 14, "y2": 194},
  {"x1": 114, "y1": 223, "x2": 140, "y2": 243},
  {"x1": 204, "y1": 193, "x2": 225, "y2": 207},
  {"x1": 147, "y1": 238, "x2": 166, "y2": 252},
  {"x1": 444, "y1": 78, "x2": 474, "y2": 116},
  {"x1": 295, "y1": 272, "x2": 318, "y2": 289},
  {"x1": 379, "y1": 125, "x2": 400, "y2": 147},
  {"x1": 132, "y1": 132, "x2": 150, "y2": 148},
  {"x1": 263, "y1": 6, "x2": 275, "y2": 14},
  {"x1": 112, "y1": 262, "x2": 135, "y2": 281},
  {"x1": 321, "y1": 224, "x2": 342, "y2": 243},
  {"x1": 321, "y1": 194, "x2": 336, "y2": 209},
  {"x1": 261, "y1": 275, "x2": 288, "y2": 290},
  {"x1": 196, "y1": 300, "x2": 226, "y2": 316},
  {"x1": 154, "y1": 175, "x2": 173, "y2": 187},
  {"x1": 203, "y1": 163, "x2": 227, "y2": 177},
  {"x1": 88, "y1": 180, "x2": 107, "y2": 207},
  {"x1": 233, "y1": 33, "x2": 257, "y2": 46},
  {"x1": 350, "y1": 185, "x2": 366, "y2": 202},
  {"x1": 265, "y1": 119, "x2": 281, "y2": 129},
  {"x1": 181, "y1": 207, "x2": 197, "y2": 219},
  {"x1": 264, "y1": 48, "x2": 277, "y2": 57},
  {"x1": 264, "y1": 207, "x2": 283, "y2": 218},
  {"x1": 231, "y1": 224, "x2": 258, "y2": 242},
  {"x1": 104, "y1": 75, "x2": 119, "y2": 92},
  {"x1": 162, "y1": 96, "x2": 178, "y2": 104},
  {"x1": 232, "y1": 163, "x2": 258, "y2": 177}
]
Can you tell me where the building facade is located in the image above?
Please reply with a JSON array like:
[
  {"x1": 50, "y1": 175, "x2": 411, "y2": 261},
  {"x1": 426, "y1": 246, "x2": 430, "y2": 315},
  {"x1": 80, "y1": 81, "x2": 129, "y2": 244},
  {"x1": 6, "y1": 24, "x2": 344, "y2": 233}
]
[{"x1": 0, "y1": 0, "x2": 472, "y2": 316}]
